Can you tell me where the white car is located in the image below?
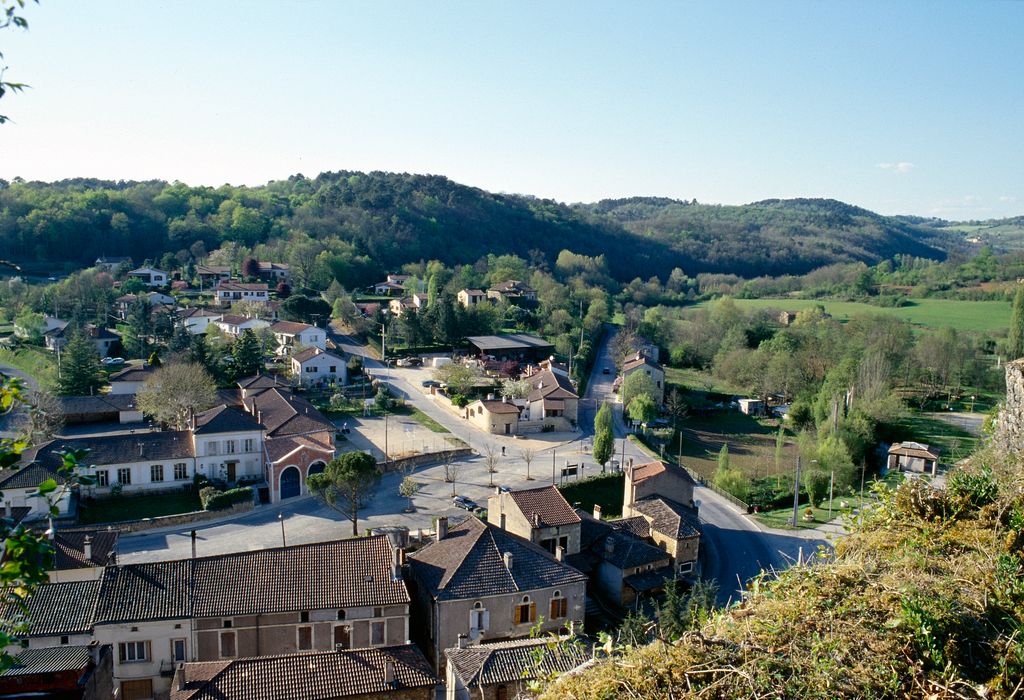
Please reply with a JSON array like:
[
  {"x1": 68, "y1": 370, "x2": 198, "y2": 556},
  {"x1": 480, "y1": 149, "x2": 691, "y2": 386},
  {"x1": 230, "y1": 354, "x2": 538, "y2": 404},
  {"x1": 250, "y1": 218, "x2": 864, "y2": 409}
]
[{"x1": 101, "y1": 357, "x2": 125, "y2": 366}]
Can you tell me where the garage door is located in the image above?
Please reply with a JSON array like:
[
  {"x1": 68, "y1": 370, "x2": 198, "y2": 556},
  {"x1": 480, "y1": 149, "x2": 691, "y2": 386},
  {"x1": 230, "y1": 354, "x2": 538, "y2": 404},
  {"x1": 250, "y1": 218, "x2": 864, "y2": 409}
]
[
  {"x1": 280, "y1": 466, "x2": 301, "y2": 499},
  {"x1": 121, "y1": 679, "x2": 153, "y2": 700}
]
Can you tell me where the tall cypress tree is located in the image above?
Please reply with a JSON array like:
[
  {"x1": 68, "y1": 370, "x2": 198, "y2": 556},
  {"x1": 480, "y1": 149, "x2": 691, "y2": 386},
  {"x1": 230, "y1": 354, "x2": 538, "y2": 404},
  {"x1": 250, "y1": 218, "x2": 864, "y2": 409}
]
[
  {"x1": 57, "y1": 333, "x2": 105, "y2": 396},
  {"x1": 232, "y1": 329, "x2": 263, "y2": 378},
  {"x1": 1010, "y1": 285, "x2": 1024, "y2": 360}
]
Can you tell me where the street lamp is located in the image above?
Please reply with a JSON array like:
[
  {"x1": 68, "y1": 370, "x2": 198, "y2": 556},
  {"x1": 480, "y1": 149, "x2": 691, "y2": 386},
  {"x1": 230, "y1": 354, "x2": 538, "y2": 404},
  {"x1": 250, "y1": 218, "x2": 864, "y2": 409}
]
[{"x1": 278, "y1": 512, "x2": 286, "y2": 548}]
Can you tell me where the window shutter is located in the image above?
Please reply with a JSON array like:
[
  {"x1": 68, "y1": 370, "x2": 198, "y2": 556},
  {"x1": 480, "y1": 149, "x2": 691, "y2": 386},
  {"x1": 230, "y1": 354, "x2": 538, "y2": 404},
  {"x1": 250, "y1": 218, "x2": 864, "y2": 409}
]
[
  {"x1": 481, "y1": 609, "x2": 490, "y2": 631},
  {"x1": 529, "y1": 602, "x2": 536, "y2": 622}
]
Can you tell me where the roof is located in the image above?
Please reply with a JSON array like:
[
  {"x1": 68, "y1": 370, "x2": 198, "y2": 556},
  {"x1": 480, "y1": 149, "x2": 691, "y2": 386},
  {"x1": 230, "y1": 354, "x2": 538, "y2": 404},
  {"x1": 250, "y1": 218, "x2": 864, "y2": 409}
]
[
  {"x1": 613, "y1": 516, "x2": 652, "y2": 540},
  {"x1": 473, "y1": 399, "x2": 521, "y2": 415},
  {"x1": 408, "y1": 517, "x2": 585, "y2": 602},
  {"x1": 129, "y1": 267, "x2": 168, "y2": 275},
  {"x1": 270, "y1": 320, "x2": 315, "y2": 335},
  {"x1": 527, "y1": 369, "x2": 578, "y2": 403},
  {"x1": 217, "y1": 314, "x2": 260, "y2": 326},
  {"x1": 460, "y1": 288, "x2": 486, "y2": 296},
  {"x1": 0, "y1": 462, "x2": 68, "y2": 490},
  {"x1": 25, "y1": 431, "x2": 195, "y2": 470},
  {"x1": 192, "y1": 404, "x2": 263, "y2": 434},
  {"x1": 623, "y1": 565, "x2": 678, "y2": 593},
  {"x1": 48, "y1": 323, "x2": 119, "y2": 341},
  {"x1": 171, "y1": 645, "x2": 436, "y2": 700},
  {"x1": 53, "y1": 529, "x2": 119, "y2": 570},
  {"x1": 629, "y1": 460, "x2": 697, "y2": 487},
  {"x1": 95, "y1": 537, "x2": 407, "y2": 623},
  {"x1": 178, "y1": 307, "x2": 223, "y2": 319},
  {"x1": 245, "y1": 388, "x2": 333, "y2": 438},
  {"x1": 264, "y1": 435, "x2": 335, "y2": 464},
  {"x1": 630, "y1": 496, "x2": 702, "y2": 539},
  {"x1": 600, "y1": 530, "x2": 670, "y2": 570},
  {"x1": 59, "y1": 394, "x2": 138, "y2": 415},
  {"x1": 217, "y1": 281, "x2": 268, "y2": 292},
  {"x1": 507, "y1": 486, "x2": 581, "y2": 528},
  {"x1": 446, "y1": 636, "x2": 591, "y2": 688},
  {"x1": 622, "y1": 353, "x2": 663, "y2": 373},
  {"x1": 291, "y1": 347, "x2": 344, "y2": 365},
  {"x1": 572, "y1": 509, "x2": 670, "y2": 571},
  {"x1": 195, "y1": 265, "x2": 231, "y2": 275},
  {"x1": 888, "y1": 441, "x2": 940, "y2": 459},
  {"x1": 488, "y1": 280, "x2": 535, "y2": 295},
  {"x1": 257, "y1": 261, "x2": 289, "y2": 271},
  {"x1": 2, "y1": 645, "x2": 94, "y2": 676},
  {"x1": 109, "y1": 363, "x2": 157, "y2": 382},
  {"x1": 1, "y1": 580, "x2": 101, "y2": 636},
  {"x1": 466, "y1": 334, "x2": 554, "y2": 352}
]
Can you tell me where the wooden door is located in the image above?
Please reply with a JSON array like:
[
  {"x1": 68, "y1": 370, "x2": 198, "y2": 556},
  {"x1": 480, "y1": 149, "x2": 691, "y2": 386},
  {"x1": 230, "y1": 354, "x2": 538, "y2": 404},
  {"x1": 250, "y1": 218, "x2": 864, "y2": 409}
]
[{"x1": 121, "y1": 679, "x2": 154, "y2": 700}]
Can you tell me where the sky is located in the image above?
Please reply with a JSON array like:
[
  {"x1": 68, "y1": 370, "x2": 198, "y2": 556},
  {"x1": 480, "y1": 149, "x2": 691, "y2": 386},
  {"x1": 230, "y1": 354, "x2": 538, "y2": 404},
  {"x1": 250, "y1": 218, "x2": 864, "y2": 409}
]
[{"x1": 0, "y1": 1, "x2": 1021, "y2": 220}]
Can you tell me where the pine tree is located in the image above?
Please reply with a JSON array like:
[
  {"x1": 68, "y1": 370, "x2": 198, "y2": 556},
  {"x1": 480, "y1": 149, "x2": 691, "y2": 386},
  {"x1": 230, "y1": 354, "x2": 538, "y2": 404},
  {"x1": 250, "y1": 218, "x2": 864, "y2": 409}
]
[
  {"x1": 1010, "y1": 285, "x2": 1024, "y2": 360},
  {"x1": 232, "y1": 329, "x2": 263, "y2": 378},
  {"x1": 57, "y1": 333, "x2": 105, "y2": 396}
]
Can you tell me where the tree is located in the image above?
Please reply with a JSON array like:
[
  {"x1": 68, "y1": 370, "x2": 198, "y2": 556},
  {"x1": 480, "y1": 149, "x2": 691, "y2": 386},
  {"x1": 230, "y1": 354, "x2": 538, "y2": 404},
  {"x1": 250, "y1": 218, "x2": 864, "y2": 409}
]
[
  {"x1": 307, "y1": 451, "x2": 381, "y2": 536},
  {"x1": 123, "y1": 298, "x2": 153, "y2": 358},
  {"x1": 627, "y1": 393, "x2": 656, "y2": 427},
  {"x1": 500, "y1": 378, "x2": 530, "y2": 400},
  {"x1": 593, "y1": 402, "x2": 614, "y2": 471},
  {"x1": 774, "y1": 426, "x2": 786, "y2": 481},
  {"x1": 483, "y1": 442, "x2": 500, "y2": 487},
  {"x1": 275, "y1": 280, "x2": 291, "y2": 299},
  {"x1": 19, "y1": 390, "x2": 64, "y2": 442},
  {"x1": 241, "y1": 257, "x2": 260, "y2": 279},
  {"x1": 56, "y1": 333, "x2": 105, "y2": 396},
  {"x1": 0, "y1": 0, "x2": 35, "y2": 124},
  {"x1": 718, "y1": 443, "x2": 730, "y2": 473},
  {"x1": 664, "y1": 387, "x2": 688, "y2": 426},
  {"x1": 169, "y1": 325, "x2": 192, "y2": 353},
  {"x1": 232, "y1": 329, "x2": 263, "y2": 378},
  {"x1": 1010, "y1": 284, "x2": 1024, "y2": 360},
  {"x1": 136, "y1": 363, "x2": 217, "y2": 429},
  {"x1": 434, "y1": 363, "x2": 480, "y2": 396},
  {"x1": 520, "y1": 446, "x2": 536, "y2": 481},
  {"x1": 399, "y1": 476, "x2": 421, "y2": 513},
  {"x1": 147, "y1": 350, "x2": 162, "y2": 367},
  {"x1": 442, "y1": 450, "x2": 462, "y2": 496},
  {"x1": 620, "y1": 370, "x2": 658, "y2": 410}
]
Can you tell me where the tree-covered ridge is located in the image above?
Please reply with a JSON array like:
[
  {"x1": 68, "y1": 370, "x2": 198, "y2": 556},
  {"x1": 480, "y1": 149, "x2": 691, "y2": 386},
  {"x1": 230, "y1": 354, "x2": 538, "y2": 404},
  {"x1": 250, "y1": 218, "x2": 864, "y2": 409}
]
[
  {"x1": 580, "y1": 196, "x2": 964, "y2": 277},
  {"x1": 0, "y1": 173, "x2": 983, "y2": 282}
]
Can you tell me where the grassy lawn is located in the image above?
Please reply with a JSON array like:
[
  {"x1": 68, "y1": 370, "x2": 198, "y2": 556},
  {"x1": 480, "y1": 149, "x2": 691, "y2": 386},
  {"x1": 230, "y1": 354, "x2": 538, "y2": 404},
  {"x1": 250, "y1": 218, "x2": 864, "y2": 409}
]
[
  {"x1": 406, "y1": 407, "x2": 449, "y2": 433},
  {"x1": 0, "y1": 346, "x2": 58, "y2": 389},
  {"x1": 78, "y1": 491, "x2": 202, "y2": 525},
  {"x1": 691, "y1": 297, "x2": 1010, "y2": 334},
  {"x1": 664, "y1": 367, "x2": 745, "y2": 396},
  {"x1": 753, "y1": 471, "x2": 903, "y2": 530},
  {"x1": 893, "y1": 412, "x2": 980, "y2": 462},
  {"x1": 559, "y1": 472, "x2": 625, "y2": 518},
  {"x1": 672, "y1": 412, "x2": 797, "y2": 482}
]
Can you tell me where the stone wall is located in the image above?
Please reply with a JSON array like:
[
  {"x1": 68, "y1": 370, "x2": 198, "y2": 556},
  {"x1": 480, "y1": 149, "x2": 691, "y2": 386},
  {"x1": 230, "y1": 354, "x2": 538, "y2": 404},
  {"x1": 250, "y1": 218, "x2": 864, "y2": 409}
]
[
  {"x1": 995, "y1": 359, "x2": 1024, "y2": 453},
  {"x1": 380, "y1": 448, "x2": 472, "y2": 474},
  {"x1": 98, "y1": 501, "x2": 254, "y2": 533}
]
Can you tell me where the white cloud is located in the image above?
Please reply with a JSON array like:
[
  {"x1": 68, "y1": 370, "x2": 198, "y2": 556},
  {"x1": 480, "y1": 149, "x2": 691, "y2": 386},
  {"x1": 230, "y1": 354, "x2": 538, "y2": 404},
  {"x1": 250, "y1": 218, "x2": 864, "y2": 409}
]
[
  {"x1": 877, "y1": 162, "x2": 915, "y2": 174},
  {"x1": 998, "y1": 195, "x2": 1018, "y2": 203}
]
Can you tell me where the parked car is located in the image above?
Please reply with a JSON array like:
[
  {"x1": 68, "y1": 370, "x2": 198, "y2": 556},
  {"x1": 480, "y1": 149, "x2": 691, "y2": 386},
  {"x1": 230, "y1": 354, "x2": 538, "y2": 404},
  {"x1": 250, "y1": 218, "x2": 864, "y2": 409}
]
[
  {"x1": 453, "y1": 495, "x2": 479, "y2": 511},
  {"x1": 101, "y1": 357, "x2": 125, "y2": 366},
  {"x1": 421, "y1": 380, "x2": 441, "y2": 388},
  {"x1": 497, "y1": 485, "x2": 512, "y2": 493},
  {"x1": 602, "y1": 367, "x2": 611, "y2": 374}
]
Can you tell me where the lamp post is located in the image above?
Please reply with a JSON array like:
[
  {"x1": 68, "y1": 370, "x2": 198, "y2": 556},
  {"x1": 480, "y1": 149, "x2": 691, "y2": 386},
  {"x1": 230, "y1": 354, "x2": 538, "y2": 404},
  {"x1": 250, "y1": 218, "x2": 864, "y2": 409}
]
[
  {"x1": 278, "y1": 512, "x2": 286, "y2": 548},
  {"x1": 827, "y1": 469, "x2": 835, "y2": 520},
  {"x1": 790, "y1": 456, "x2": 801, "y2": 526}
]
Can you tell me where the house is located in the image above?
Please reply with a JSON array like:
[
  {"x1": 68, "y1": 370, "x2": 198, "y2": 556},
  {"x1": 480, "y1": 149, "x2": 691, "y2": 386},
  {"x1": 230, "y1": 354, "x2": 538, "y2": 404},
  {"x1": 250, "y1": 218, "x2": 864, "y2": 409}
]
[
  {"x1": 772, "y1": 403, "x2": 791, "y2": 422},
  {"x1": 170, "y1": 645, "x2": 437, "y2": 700},
  {"x1": 485, "y1": 280, "x2": 537, "y2": 303},
  {"x1": 0, "y1": 579, "x2": 101, "y2": 650},
  {"x1": 621, "y1": 353, "x2": 665, "y2": 405},
  {"x1": 0, "y1": 644, "x2": 114, "y2": 700},
  {"x1": 195, "y1": 265, "x2": 231, "y2": 288},
  {"x1": 59, "y1": 394, "x2": 143, "y2": 423},
  {"x1": 621, "y1": 460, "x2": 700, "y2": 575},
  {"x1": 239, "y1": 385, "x2": 335, "y2": 502},
  {"x1": 887, "y1": 441, "x2": 940, "y2": 477},
  {"x1": 108, "y1": 363, "x2": 158, "y2": 394},
  {"x1": 406, "y1": 516, "x2": 587, "y2": 671},
  {"x1": 464, "y1": 398, "x2": 521, "y2": 436},
  {"x1": 632, "y1": 336, "x2": 660, "y2": 364},
  {"x1": 487, "y1": 485, "x2": 581, "y2": 556},
  {"x1": 522, "y1": 367, "x2": 578, "y2": 431},
  {"x1": 48, "y1": 529, "x2": 120, "y2": 583},
  {"x1": 372, "y1": 274, "x2": 411, "y2": 296},
  {"x1": 0, "y1": 462, "x2": 73, "y2": 520},
  {"x1": 177, "y1": 307, "x2": 223, "y2": 335},
  {"x1": 256, "y1": 261, "x2": 290, "y2": 281},
  {"x1": 290, "y1": 347, "x2": 347, "y2": 387},
  {"x1": 189, "y1": 404, "x2": 266, "y2": 485},
  {"x1": 94, "y1": 255, "x2": 133, "y2": 271},
  {"x1": 387, "y1": 296, "x2": 422, "y2": 318},
  {"x1": 444, "y1": 635, "x2": 591, "y2": 700},
  {"x1": 456, "y1": 289, "x2": 487, "y2": 308},
  {"x1": 127, "y1": 267, "x2": 169, "y2": 288},
  {"x1": 214, "y1": 314, "x2": 270, "y2": 337},
  {"x1": 737, "y1": 397, "x2": 764, "y2": 416},
  {"x1": 215, "y1": 281, "x2": 269, "y2": 305},
  {"x1": 466, "y1": 335, "x2": 554, "y2": 363},
  {"x1": 14, "y1": 314, "x2": 66, "y2": 340},
  {"x1": 270, "y1": 320, "x2": 326, "y2": 355},
  {"x1": 90, "y1": 536, "x2": 410, "y2": 700},
  {"x1": 778, "y1": 311, "x2": 798, "y2": 326},
  {"x1": 45, "y1": 324, "x2": 119, "y2": 357}
]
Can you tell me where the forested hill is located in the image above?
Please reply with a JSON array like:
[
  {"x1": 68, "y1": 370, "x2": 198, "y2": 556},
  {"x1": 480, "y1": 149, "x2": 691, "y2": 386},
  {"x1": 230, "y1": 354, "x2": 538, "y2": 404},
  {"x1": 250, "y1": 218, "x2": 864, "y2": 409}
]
[
  {"x1": 0, "y1": 173, "x2": 969, "y2": 280},
  {"x1": 580, "y1": 196, "x2": 963, "y2": 276}
]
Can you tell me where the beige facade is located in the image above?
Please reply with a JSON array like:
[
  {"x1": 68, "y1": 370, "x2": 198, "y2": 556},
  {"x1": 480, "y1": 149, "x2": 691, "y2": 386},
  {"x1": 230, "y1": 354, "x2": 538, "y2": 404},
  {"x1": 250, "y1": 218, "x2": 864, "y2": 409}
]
[
  {"x1": 94, "y1": 618, "x2": 193, "y2": 700},
  {"x1": 464, "y1": 399, "x2": 520, "y2": 435},
  {"x1": 487, "y1": 492, "x2": 582, "y2": 556}
]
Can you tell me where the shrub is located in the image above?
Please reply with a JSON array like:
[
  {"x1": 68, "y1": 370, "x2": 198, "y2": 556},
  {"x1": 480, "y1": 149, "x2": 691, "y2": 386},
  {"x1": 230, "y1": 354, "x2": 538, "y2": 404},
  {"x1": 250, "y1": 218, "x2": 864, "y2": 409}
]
[{"x1": 202, "y1": 486, "x2": 254, "y2": 511}]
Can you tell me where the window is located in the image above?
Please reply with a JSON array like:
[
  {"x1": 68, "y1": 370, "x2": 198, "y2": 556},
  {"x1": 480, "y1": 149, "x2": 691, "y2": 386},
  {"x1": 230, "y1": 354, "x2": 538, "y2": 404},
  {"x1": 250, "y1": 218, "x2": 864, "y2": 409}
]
[
  {"x1": 333, "y1": 624, "x2": 350, "y2": 650},
  {"x1": 550, "y1": 591, "x2": 568, "y2": 619},
  {"x1": 150, "y1": 464, "x2": 164, "y2": 482},
  {"x1": 306, "y1": 366, "x2": 316, "y2": 373},
  {"x1": 300, "y1": 611, "x2": 309, "y2": 623},
  {"x1": 470, "y1": 601, "x2": 489, "y2": 638},
  {"x1": 297, "y1": 626, "x2": 313, "y2": 651},
  {"x1": 222, "y1": 619, "x2": 232, "y2": 628},
  {"x1": 171, "y1": 639, "x2": 186, "y2": 662},
  {"x1": 678, "y1": 561, "x2": 694, "y2": 574},
  {"x1": 96, "y1": 470, "x2": 109, "y2": 487},
  {"x1": 337, "y1": 610, "x2": 346, "y2": 620},
  {"x1": 60, "y1": 635, "x2": 69, "y2": 645},
  {"x1": 119, "y1": 641, "x2": 149, "y2": 663},
  {"x1": 373, "y1": 607, "x2": 383, "y2": 617},
  {"x1": 117, "y1": 468, "x2": 131, "y2": 485},
  {"x1": 244, "y1": 439, "x2": 254, "y2": 452},
  {"x1": 514, "y1": 595, "x2": 535, "y2": 625},
  {"x1": 208, "y1": 441, "x2": 218, "y2": 456},
  {"x1": 174, "y1": 463, "x2": 188, "y2": 480},
  {"x1": 370, "y1": 620, "x2": 385, "y2": 645},
  {"x1": 225, "y1": 440, "x2": 236, "y2": 454},
  {"x1": 219, "y1": 632, "x2": 236, "y2": 658}
]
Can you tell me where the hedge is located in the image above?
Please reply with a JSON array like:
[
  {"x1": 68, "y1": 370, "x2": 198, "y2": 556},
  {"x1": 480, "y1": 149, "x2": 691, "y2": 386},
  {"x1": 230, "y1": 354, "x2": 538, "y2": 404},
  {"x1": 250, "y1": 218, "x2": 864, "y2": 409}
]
[{"x1": 201, "y1": 486, "x2": 254, "y2": 511}]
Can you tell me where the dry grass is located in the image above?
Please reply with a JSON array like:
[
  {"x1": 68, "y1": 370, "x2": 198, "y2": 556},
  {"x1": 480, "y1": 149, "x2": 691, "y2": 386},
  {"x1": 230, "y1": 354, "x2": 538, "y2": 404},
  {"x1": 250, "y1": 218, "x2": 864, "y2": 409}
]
[{"x1": 543, "y1": 447, "x2": 1024, "y2": 699}]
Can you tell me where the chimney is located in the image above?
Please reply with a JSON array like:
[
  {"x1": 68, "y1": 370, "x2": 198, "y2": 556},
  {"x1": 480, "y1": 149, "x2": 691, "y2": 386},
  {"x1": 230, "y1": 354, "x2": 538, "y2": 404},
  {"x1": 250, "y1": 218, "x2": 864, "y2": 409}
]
[
  {"x1": 191, "y1": 530, "x2": 197, "y2": 559},
  {"x1": 176, "y1": 663, "x2": 186, "y2": 692},
  {"x1": 604, "y1": 537, "x2": 615, "y2": 557},
  {"x1": 532, "y1": 513, "x2": 540, "y2": 528},
  {"x1": 87, "y1": 640, "x2": 100, "y2": 666},
  {"x1": 384, "y1": 660, "x2": 396, "y2": 685},
  {"x1": 256, "y1": 409, "x2": 263, "y2": 425},
  {"x1": 487, "y1": 393, "x2": 495, "y2": 401},
  {"x1": 391, "y1": 547, "x2": 402, "y2": 581},
  {"x1": 83, "y1": 535, "x2": 93, "y2": 562},
  {"x1": 593, "y1": 504, "x2": 602, "y2": 520},
  {"x1": 436, "y1": 516, "x2": 448, "y2": 542},
  {"x1": 503, "y1": 551, "x2": 513, "y2": 571},
  {"x1": 457, "y1": 633, "x2": 468, "y2": 649},
  {"x1": 499, "y1": 513, "x2": 506, "y2": 530},
  {"x1": 138, "y1": 442, "x2": 144, "y2": 457},
  {"x1": 502, "y1": 395, "x2": 509, "y2": 404},
  {"x1": 555, "y1": 545, "x2": 564, "y2": 563}
]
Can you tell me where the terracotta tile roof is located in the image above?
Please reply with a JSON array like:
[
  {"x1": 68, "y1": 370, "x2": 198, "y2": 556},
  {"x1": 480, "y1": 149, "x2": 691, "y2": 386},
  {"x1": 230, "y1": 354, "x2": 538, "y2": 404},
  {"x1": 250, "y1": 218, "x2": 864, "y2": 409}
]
[
  {"x1": 445, "y1": 636, "x2": 591, "y2": 688},
  {"x1": 526, "y1": 369, "x2": 578, "y2": 403},
  {"x1": 95, "y1": 537, "x2": 407, "y2": 623},
  {"x1": 192, "y1": 404, "x2": 263, "y2": 434},
  {"x1": 0, "y1": 462, "x2": 67, "y2": 490},
  {"x1": 622, "y1": 353, "x2": 663, "y2": 373},
  {"x1": 217, "y1": 314, "x2": 254, "y2": 326},
  {"x1": 2, "y1": 645, "x2": 94, "y2": 676},
  {"x1": 291, "y1": 347, "x2": 344, "y2": 365},
  {"x1": 245, "y1": 388, "x2": 334, "y2": 438},
  {"x1": 408, "y1": 517, "x2": 585, "y2": 602},
  {"x1": 109, "y1": 364, "x2": 157, "y2": 382},
  {"x1": 1, "y1": 580, "x2": 101, "y2": 636},
  {"x1": 630, "y1": 460, "x2": 666, "y2": 482},
  {"x1": 269, "y1": 320, "x2": 315, "y2": 335},
  {"x1": 25, "y1": 432, "x2": 195, "y2": 471},
  {"x1": 59, "y1": 393, "x2": 138, "y2": 415},
  {"x1": 488, "y1": 280, "x2": 535, "y2": 295},
  {"x1": 217, "y1": 282, "x2": 268, "y2": 292},
  {"x1": 264, "y1": 435, "x2": 334, "y2": 464},
  {"x1": 630, "y1": 496, "x2": 702, "y2": 539},
  {"x1": 888, "y1": 442, "x2": 939, "y2": 460},
  {"x1": 475, "y1": 399, "x2": 521, "y2": 415},
  {"x1": 196, "y1": 265, "x2": 230, "y2": 275},
  {"x1": 171, "y1": 645, "x2": 436, "y2": 700},
  {"x1": 52, "y1": 529, "x2": 119, "y2": 570},
  {"x1": 257, "y1": 261, "x2": 289, "y2": 271},
  {"x1": 507, "y1": 486, "x2": 581, "y2": 528}
]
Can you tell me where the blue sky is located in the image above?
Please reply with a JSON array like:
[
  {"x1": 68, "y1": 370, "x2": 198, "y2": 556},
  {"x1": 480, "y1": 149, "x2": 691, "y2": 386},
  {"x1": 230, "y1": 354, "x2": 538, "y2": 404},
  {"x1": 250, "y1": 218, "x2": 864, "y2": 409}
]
[{"x1": 0, "y1": 1, "x2": 1021, "y2": 219}]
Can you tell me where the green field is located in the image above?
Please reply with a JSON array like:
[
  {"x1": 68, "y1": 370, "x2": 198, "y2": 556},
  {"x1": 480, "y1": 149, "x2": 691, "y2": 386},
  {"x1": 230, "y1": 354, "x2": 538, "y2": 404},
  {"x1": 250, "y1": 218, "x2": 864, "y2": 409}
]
[{"x1": 694, "y1": 297, "x2": 1010, "y2": 334}]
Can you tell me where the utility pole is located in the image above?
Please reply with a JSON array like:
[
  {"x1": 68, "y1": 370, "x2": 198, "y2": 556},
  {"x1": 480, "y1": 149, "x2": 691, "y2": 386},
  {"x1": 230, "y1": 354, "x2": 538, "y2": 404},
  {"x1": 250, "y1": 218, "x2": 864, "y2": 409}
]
[
  {"x1": 278, "y1": 512, "x2": 286, "y2": 547},
  {"x1": 827, "y1": 469, "x2": 835, "y2": 520},
  {"x1": 551, "y1": 449, "x2": 556, "y2": 485},
  {"x1": 791, "y1": 456, "x2": 802, "y2": 527}
]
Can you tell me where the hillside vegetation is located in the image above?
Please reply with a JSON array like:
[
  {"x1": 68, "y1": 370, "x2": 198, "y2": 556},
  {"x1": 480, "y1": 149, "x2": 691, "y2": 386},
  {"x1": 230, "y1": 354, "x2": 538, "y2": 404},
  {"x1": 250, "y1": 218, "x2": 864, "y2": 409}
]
[
  {"x1": 0, "y1": 175, "x2": 987, "y2": 281},
  {"x1": 544, "y1": 449, "x2": 1024, "y2": 699}
]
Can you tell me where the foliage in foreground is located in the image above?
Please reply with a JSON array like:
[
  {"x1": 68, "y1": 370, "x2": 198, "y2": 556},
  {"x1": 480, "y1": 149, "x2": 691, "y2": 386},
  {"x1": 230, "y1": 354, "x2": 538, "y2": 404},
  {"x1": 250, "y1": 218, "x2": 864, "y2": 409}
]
[{"x1": 543, "y1": 449, "x2": 1024, "y2": 699}]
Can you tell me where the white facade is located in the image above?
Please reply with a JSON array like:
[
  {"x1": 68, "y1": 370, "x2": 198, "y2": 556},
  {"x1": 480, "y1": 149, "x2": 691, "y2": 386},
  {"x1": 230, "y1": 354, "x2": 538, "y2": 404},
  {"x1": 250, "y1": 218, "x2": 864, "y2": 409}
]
[
  {"x1": 214, "y1": 317, "x2": 270, "y2": 337},
  {"x1": 273, "y1": 326, "x2": 326, "y2": 355},
  {"x1": 194, "y1": 431, "x2": 264, "y2": 483},
  {"x1": 290, "y1": 350, "x2": 347, "y2": 387},
  {"x1": 81, "y1": 458, "x2": 196, "y2": 498},
  {"x1": 128, "y1": 268, "x2": 169, "y2": 287},
  {"x1": 2, "y1": 486, "x2": 72, "y2": 520}
]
